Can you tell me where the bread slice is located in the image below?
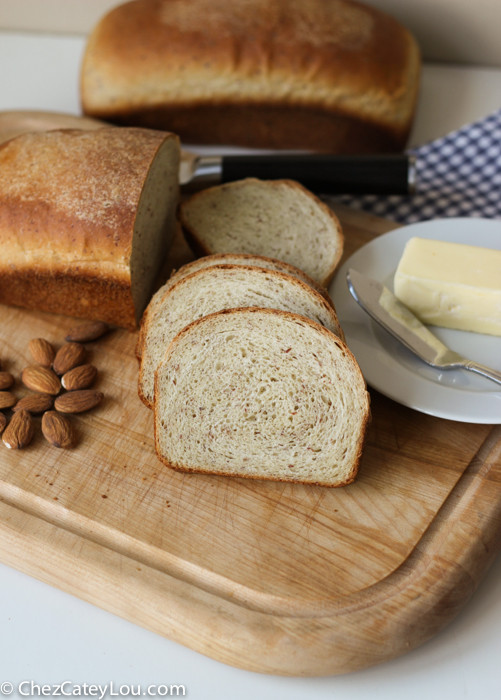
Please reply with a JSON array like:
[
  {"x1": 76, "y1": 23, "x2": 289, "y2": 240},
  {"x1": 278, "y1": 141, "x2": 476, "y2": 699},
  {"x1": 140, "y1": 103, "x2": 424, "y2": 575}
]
[
  {"x1": 154, "y1": 307, "x2": 370, "y2": 487},
  {"x1": 135, "y1": 252, "x2": 335, "y2": 359},
  {"x1": 138, "y1": 264, "x2": 344, "y2": 408},
  {"x1": 179, "y1": 179, "x2": 344, "y2": 286},
  {"x1": 0, "y1": 127, "x2": 179, "y2": 329},
  {"x1": 81, "y1": 0, "x2": 420, "y2": 153}
]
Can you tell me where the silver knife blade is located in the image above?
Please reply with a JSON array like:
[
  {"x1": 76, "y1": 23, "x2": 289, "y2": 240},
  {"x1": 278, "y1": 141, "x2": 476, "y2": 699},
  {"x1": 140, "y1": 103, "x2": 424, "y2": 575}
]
[
  {"x1": 346, "y1": 268, "x2": 501, "y2": 386},
  {"x1": 179, "y1": 151, "x2": 223, "y2": 189}
]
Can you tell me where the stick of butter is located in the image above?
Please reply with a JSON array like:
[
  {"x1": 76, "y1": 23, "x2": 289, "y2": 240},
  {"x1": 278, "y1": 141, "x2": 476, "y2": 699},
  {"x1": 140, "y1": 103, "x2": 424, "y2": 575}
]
[{"x1": 394, "y1": 237, "x2": 501, "y2": 336}]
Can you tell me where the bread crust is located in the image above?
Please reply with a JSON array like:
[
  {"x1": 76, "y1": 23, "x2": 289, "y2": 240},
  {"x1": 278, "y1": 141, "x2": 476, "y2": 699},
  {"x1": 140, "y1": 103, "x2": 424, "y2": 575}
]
[
  {"x1": 153, "y1": 307, "x2": 371, "y2": 487},
  {"x1": 0, "y1": 127, "x2": 179, "y2": 329},
  {"x1": 81, "y1": 0, "x2": 420, "y2": 152},
  {"x1": 0, "y1": 269, "x2": 135, "y2": 329}
]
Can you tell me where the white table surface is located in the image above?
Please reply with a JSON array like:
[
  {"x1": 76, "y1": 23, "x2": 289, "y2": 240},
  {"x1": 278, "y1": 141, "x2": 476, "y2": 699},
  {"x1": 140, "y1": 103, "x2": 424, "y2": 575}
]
[{"x1": 0, "y1": 29, "x2": 500, "y2": 700}]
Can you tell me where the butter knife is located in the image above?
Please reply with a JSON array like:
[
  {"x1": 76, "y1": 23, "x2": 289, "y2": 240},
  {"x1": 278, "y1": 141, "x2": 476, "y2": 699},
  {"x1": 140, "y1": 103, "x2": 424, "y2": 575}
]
[{"x1": 347, "y1": 268, "x2": 501, "y2": 387}]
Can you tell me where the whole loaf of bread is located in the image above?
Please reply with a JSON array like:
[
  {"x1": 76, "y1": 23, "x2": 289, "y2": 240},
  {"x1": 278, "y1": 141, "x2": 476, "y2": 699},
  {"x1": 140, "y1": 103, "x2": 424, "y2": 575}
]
[
  {"x1": 0, "y1": 127, "x2": 180, "y2": 329},
  {"x1": 81, "y1": 0, "x2": 421, "y2": 153}
]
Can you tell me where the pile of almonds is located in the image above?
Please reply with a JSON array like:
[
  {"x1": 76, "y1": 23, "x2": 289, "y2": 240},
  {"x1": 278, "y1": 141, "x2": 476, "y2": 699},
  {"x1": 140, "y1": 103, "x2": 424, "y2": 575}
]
[{"x1": 0, "y1": 320, "x2": 109, "y2": 450}]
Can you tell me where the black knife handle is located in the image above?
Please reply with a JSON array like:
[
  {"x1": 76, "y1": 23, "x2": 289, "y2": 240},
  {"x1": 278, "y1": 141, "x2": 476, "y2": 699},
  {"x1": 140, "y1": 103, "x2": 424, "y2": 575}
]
[{"x1": 220, "y1": 154, "x2": 416, "y2": 195}]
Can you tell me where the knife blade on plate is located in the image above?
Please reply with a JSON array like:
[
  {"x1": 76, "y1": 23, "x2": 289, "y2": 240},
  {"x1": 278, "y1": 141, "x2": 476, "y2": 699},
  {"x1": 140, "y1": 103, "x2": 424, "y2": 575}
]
[
  {"x1": 0, "y1": 110, "x2": 416, "y2": 195},
  {"x1": 346, "y1": 268, "x2": 501, "y2": 386}
]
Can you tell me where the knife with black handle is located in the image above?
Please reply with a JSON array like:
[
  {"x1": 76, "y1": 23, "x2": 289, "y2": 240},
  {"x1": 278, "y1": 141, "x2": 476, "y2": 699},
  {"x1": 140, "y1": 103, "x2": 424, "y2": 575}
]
[{"x1": 181, "y1": 152, "x2": 416, "y2": 194}]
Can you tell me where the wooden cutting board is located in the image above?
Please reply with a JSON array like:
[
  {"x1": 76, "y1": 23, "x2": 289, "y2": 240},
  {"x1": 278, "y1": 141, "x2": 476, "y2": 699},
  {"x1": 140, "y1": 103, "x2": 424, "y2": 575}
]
[{"x1": 0, "y1": 206, "x2": 499, "y2": 677}]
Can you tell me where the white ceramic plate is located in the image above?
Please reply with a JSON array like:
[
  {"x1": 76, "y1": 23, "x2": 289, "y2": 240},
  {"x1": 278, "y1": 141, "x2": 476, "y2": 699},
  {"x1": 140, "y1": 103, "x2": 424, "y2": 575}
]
[{"x1": 329, "y1": 218, "x2": 501, "y2": 423}]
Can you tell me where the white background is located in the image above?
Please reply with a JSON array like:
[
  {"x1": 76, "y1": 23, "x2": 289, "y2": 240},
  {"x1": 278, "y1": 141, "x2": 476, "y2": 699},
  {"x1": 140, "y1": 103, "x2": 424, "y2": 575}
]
[{"x1": 0, "y1": 28, "x2": 500, "y2": 700}]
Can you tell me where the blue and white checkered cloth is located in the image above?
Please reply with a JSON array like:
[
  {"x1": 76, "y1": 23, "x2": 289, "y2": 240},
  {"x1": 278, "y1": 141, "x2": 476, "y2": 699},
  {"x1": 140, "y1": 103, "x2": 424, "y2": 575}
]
[{"x1": 332, "y1": 108, "x2": 501, "y2": 223}]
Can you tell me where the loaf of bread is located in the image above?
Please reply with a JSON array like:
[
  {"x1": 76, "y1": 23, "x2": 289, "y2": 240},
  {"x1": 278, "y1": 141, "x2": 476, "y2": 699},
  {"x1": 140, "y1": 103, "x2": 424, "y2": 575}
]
[
  {"x1": 180, "y1": 178, "x2": 344, "y2": 286},
  {"x1": 0, "y1": 127, "x2": 180, "y2": 329},
  {"x1": 154, "y1": 307, "x2": 370, "y2": 487},
  {"x1": 80, "y1": 0, "x2": 420, "y2": 153},
  {"x1": 135, "y1": 251, "x2": 335, "y2": 359},
  {"x1": 138, "y1": 264, "x2": 344, "y2": 407}
]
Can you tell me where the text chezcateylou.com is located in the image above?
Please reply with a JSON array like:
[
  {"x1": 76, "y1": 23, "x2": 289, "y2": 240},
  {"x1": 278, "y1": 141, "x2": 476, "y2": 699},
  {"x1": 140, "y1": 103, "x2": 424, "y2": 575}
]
[{"x1": 0, "y1": 682, "x2": 186, "y2": 698}]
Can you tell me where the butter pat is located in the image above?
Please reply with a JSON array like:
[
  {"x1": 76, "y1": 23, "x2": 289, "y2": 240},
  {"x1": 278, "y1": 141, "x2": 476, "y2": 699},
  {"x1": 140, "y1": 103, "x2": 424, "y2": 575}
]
[{"x1": 394, "y1": 237, "x2": 501, "y2": 336}]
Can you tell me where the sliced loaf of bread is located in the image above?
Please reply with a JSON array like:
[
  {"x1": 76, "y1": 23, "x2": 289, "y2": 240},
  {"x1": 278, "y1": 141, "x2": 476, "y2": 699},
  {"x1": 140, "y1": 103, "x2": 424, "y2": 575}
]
[
  {"x1": 179, "y1": 178, "x2": 344, "y2": 286},
  {"x1": 136, "y1": 252, "x2": 335, "y2": 359},
  {"x1": 138, "y1": 264, "x2": 344, "y2": 408},
  {"x1": 0, "y1": 127, "x2": 180, "y2": 329},
  {"x1": 154, "y1": 307, "x2": 370, "y2": 487}
]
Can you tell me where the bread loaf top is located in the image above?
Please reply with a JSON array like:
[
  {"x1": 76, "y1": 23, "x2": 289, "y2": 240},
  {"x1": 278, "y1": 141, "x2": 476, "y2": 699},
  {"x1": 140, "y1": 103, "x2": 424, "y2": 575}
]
[
  {"x1": 0, "y1": 127, "x2": 176, "y2": 278},
  {"x1": 81, "y1": 0, "x2": 420, "y2": 151}
]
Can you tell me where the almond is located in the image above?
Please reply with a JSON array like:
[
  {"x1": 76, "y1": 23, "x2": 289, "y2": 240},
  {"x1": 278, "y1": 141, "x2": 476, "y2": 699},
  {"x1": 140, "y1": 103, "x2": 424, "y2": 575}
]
[
  {"x1": 53, "y1": 342, "x2": 86, "y2": 375},
  {"x1": 0, "y1": 412, "x2": 7, "y2": 433},
  {"x1": 0, "y1": 371, "x2": 14, "y2": 390},
  {"x1": 61, "y1": 364, "x2": 97, "y2": 391},
  {"x1": 2, "y1": 409, "x2": 34, "y2": 449},
  {"x1": 65, "y1": 320, "x2": 109, "y2": 343},
  {"x1": 22, "y1": 366, "x2": 61, "y2": 395},
  {"x1": 13, "y1": 393, "x2": 54, "y2": 415},
  {"x1": 28, "y1": 337, "x2": 55, "y2": 367},
  {"x1": 42, "y1": 410, "x2": 74, "y2": 448},
  {"x1": 54, "y1": 389, "x2": 103, "y2": 414},
  {"x1": 0, "y1": 391, "x2": 17, "y2": 410}
]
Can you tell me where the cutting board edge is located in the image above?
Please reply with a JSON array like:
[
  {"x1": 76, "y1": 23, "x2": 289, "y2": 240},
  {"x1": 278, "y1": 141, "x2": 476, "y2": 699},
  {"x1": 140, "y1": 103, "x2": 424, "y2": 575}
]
[{"x1": 0, "y1": 425, "x2": 499, "y2": 676}]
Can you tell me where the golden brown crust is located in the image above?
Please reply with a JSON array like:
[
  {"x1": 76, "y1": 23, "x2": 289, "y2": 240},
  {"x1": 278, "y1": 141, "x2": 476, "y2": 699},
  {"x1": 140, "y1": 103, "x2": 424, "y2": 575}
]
[
  {"x1": 0, "y1": 269, "x2": 135, "y2": 329},
  {"x1": 81, "y1": 0, "x2": 421, "y2": 152},
  {"x1": 0, "y1": 127, "x2": 178, "y2": 329},
  {"x1": 0, "y1": 128, "x2": 162, "y2": 266}
]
